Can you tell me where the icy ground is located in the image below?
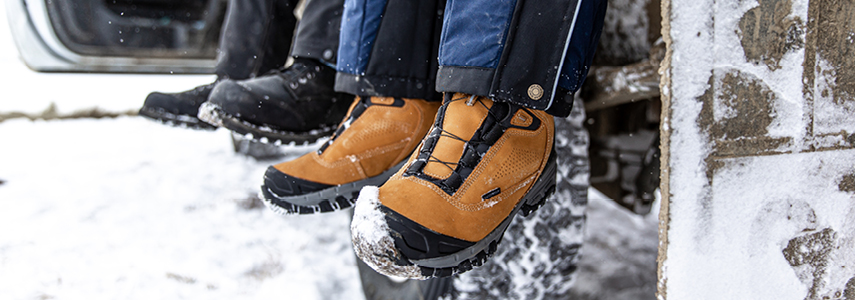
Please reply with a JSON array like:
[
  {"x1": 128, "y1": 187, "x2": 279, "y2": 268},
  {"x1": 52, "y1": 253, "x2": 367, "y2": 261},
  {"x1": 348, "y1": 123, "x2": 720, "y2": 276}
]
[
  {"x1": 0, "y1": 117, "x2": 659, "y2": 300},
  {"x1": 0, "y1": 4, "x2": 658, "y2": 299},
  {"x1": 0, "y1": 118, "x2": 362, "y2": 300}
]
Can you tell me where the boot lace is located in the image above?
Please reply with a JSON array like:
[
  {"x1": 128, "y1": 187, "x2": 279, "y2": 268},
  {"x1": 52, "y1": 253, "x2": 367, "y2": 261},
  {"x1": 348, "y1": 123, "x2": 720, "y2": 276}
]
[
  {"x1": 409, "y1": 94, "x2": 511, "y2": 193},
  {"x1": 263, "y1": 59, "x2": 320, "y2": 90}
]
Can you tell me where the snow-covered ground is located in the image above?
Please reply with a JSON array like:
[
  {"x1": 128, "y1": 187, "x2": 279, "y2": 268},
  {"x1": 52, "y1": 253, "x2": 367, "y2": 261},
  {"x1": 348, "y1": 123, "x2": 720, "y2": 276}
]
[
  {"x1": 0, "y1": 118, "x2": 363, "y2": 300},
  {"x1": 0, "y1": 3, "x2": 659, "y2": 299},
  {"x1": 0, "y1": 116, "x2": 659, "y2": 300}
]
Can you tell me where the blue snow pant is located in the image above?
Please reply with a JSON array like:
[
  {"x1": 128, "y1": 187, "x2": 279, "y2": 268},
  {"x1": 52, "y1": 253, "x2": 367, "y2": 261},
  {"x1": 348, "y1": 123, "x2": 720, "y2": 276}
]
[{"x1": 335, "y1": 0, "x2": 607, "y2": 117}]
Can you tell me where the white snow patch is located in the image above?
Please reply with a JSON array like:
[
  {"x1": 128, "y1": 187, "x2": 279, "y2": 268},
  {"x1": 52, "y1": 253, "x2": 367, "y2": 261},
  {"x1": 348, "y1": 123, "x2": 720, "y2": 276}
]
[
  {"x1": 666, "y1": 151, "x2": 855, "y2": 300},
  {"x1": 0, "y1": 118, "x2": 363, "y2": 300},
  {"x1": 197, "y1": 102, "x2": 226, "y2": 127},
  {"x1": 350, "y1": 186, "x2": 425, "y2": 280},
  {"x1": 351, "y1": 186, "x2": 387, "y2": 244}
]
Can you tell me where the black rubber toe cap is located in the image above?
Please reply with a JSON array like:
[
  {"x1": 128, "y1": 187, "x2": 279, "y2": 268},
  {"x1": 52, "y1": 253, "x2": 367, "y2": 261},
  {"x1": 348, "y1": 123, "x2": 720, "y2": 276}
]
[
  {"x1": 207, "y1": 78, "x2": 305, "y2": 130},
  {"x1": 141, "y1": 83, "x2": 213, "y2": 117},
  {"x1": 142, "y1": 92, "x2": 188, "y2": 116},
  {"x1": 262, "y1": 166, "x2": 333, "y2": 198},
  {"x1": 206, "y1": 80, "x2": 250, "y2": 111},
  {"x1": 381, "y1": 206, "x2": 475, "y2": 261}
]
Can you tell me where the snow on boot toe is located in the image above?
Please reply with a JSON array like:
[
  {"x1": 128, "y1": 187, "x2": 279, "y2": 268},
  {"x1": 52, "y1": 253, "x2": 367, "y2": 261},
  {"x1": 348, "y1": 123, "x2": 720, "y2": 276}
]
[
  {"x1": 196, "y1": 102, "x2": 226, "y2": 127},
  {"x1": 351, "y1": 186, "x2": 427, "y2": 280},
  {"x1": 139, "y1": 82, "x2": 217, "y2": 129}
]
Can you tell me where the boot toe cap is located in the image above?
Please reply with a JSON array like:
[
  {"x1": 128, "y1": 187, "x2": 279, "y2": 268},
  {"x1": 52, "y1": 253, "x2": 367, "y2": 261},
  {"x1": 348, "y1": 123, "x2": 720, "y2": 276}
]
[
  {"x1": 142, "y1": 92, "x2": 202, "y2": 116},
  {"x1": 262, "y1": 166, "x2": 333, "y2": 198},
  {"x1": 207, "y1": 80, "x2": 250, "y2": 109}
]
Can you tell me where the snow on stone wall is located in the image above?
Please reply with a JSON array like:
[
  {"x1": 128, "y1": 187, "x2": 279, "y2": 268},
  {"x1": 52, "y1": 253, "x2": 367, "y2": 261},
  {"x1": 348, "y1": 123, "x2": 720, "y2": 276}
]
[{"x1": 658, "y1": 0, "x2": 855, "y2": 299}]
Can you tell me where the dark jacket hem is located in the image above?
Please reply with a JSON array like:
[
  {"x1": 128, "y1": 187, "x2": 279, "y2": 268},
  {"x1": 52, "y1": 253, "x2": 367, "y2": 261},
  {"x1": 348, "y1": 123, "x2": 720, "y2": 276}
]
[
  {"x1": 335, "y1": 72, "x2": 442, "y2": 101},
  {"x1": 435, "y1": 66, "x2": 494, "y2": 97}
]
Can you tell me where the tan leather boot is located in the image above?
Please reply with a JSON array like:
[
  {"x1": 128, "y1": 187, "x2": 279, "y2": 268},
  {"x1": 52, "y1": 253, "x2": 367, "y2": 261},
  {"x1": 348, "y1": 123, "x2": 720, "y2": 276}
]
[
  {"x1": 261, "y1": 96, "x2": 441, "y2": 215},
  {"x1": 351, "y1": 93, "x2": 557, "y2": 279}
]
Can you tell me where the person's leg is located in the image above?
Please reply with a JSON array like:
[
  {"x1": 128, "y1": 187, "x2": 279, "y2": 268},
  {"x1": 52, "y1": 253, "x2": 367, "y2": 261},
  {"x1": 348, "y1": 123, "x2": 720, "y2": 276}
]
[
  {"x1": 260, "y1": 0, "x2": 446, "y2": 214},
  {"x1": 215, "y1": 0, "x2": 298, "y2": 80},
  {"x1": 351, "y1": 0, "x2": 608, "y2": 279},
  {"x1": 140, "y1": 0, "x2": 298, "y2": 129},
  {"x1": 199, "y1": 0, "x2": 355, "y2": 144},
  {"x1": 290, "y1": 0, "x2": 344, "y2": 66},
  {"x1": 433, "y1": 0, "x2": 607, "y2": 117},
  {"x1": 334, "y1": 0, "x2": 445, "y2": 101}
]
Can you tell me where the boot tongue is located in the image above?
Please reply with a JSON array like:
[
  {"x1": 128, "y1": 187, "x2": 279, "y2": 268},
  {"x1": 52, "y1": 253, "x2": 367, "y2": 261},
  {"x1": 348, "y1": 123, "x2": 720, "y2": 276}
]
[{"x1": 422, "y1": 94, "x2": 493, "y2": 180}]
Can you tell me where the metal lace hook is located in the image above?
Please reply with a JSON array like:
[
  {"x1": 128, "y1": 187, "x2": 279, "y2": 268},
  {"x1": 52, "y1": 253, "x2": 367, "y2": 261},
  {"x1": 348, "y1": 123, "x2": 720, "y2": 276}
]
[{"x1": 466, "y1": 94, "x2": 477, "y2": 106}]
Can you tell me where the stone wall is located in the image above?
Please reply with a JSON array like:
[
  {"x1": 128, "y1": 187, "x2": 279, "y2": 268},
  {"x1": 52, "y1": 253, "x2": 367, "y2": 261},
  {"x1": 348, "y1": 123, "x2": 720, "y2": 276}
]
[{"x1": 658, "y1": 0, "x2": 855, "y2": 299}]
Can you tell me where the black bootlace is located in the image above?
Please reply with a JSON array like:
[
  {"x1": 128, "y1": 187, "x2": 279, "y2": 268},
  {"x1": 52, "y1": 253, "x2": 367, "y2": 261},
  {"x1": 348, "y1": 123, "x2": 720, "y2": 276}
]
[
  {"x1": 262, "y1": 59, "x2": 322, "y2": 90},
  {"x1": 428, "y1": 95, "x2": 500, "y2": 170},
  {"x1": 408, "y1": 94, "x2": 511, "y2": 194}
]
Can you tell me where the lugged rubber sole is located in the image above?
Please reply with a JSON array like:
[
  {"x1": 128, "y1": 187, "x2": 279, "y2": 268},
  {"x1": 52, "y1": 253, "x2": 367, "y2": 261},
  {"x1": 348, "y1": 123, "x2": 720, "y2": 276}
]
[
  {"x1": 198, "y1": 102, "x2": 336, "y2": 145},
  {"x1": 261, "y1": 160, "x2": 407, "y2": 215},
  {"x1": 138, "y1": 107, "x2": 216, "y2": 130},
  {"x1": 261, "y1": 188, "x2": 360, "y2": 215}
]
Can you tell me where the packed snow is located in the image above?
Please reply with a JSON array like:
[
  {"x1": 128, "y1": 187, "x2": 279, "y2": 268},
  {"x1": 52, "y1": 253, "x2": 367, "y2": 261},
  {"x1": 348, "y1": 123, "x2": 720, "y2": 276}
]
[
  {"x1": 0, "y1": 116, "x2": 659, "y2": 299},
  {"x1": 350, "y1": 186, "x2": 426, "y2": 280},
  {"x1": 0, "y1": 117, "x2": 363, "y2": 300}
]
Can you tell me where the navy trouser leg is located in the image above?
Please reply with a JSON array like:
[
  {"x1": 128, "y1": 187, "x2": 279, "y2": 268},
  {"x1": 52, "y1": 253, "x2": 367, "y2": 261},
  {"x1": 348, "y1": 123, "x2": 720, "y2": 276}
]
[
  {"x1": 436, "y1": 0, "x2": 607, "y2": 117},
  {"x1": 335, "y1": 0, "x2": 446, "y2": 101},
  {"x1": 333, "y1": 0, "x2": 605, "y2": 112}
]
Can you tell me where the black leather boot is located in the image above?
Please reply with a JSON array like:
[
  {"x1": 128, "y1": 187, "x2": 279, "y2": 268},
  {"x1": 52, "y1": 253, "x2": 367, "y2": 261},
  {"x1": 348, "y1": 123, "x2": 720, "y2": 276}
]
[
  {"x1": 139, "y1": 83, "x2": 217, "y2": 130},
  {"x1": 199, "y1": 58, "x2": 352, "y2": 144}
]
